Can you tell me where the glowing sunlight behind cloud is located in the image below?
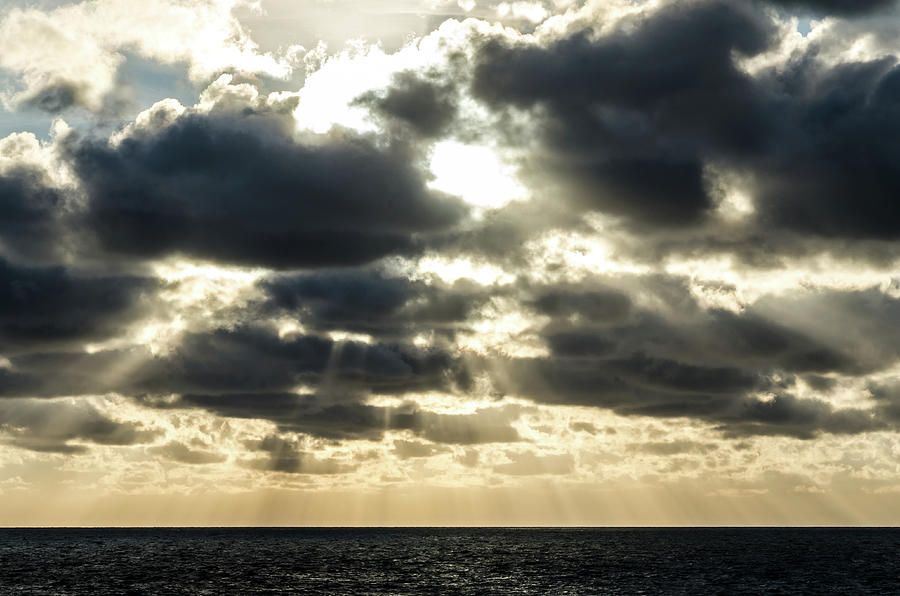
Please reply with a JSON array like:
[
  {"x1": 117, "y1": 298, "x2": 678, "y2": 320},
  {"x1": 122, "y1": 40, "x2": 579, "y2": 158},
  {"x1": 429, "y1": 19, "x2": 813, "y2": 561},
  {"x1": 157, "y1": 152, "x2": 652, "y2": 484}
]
[
  {"x1": 427, "y1": 141, "x2": 528, "y2": 209},
  {"x1": 1, "y1": 0, "x2": 900, "y2": 529}
]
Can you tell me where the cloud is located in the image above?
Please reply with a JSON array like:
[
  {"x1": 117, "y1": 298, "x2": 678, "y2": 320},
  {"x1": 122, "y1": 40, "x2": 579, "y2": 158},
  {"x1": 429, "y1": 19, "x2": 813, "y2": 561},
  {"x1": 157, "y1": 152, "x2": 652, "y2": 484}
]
[
  {"x1": 260, "y1": 269, "x2": 488, "y2": 338},
  {"x1": 530, "y1": 286, "x2": 633, "y2": 323},
  {"x1": 393, "y1": 439, "x2": 450, "y2": 459},
  {"x1": 0, "y1": 169, "x2": 65, "y2": 263},
  {"x1": 749, "y1": 58, "x2": 900, "y2": 242},
  {"x1": 355, "y1": 70, "x2": 458, "y2": 137},
  {"x1": 0, "y1": 323, "x2": 470, "y2": 402},
  {"x1": 766, "y1": 0, "x2": 896, "y2": 15},
  {"x1": 0, "y1": 0, "x2": 899, "y2": 499},
  {"x1": 136, "y1": 326, "x2": 470, "y2": 397},
  {"x1": 173, "y1": 393, "x2": 521, "y2": 444},
  {"x1": 68, "y1": 97, "x2": 467, "y2": 268},
  {"x1": 867, "y1": 381, "x2": 900, "y2": 424},
  {"x1": 718, "y1": 393, "x2": 883, "y2": 439},
  {"x1": 496, "y1": 355, "x2": 882, "y2": 438},
  {"x1": 0, "y1": 398, "x2": 159, "y2": 453},
  {"x1": 568, "y1": 421, "x2": 600, "y2": 435},
  {"x1": 3, "y1": 260, "x2": 893, "y2": 441},
  {"x1": 450, "y1": 0, "x2": 900, "y2": 263},
  {"x1": 0, "y1": 259, "x2": 155, "y2": 353},
  {"x1": 471, "y1": 1, "x2": 775, "y2": 228},
  {"x1": 489, "y1": 275, "x2": 899, "y2": 438},
  {"x1": 417, "y1": 405, "x2": 521, "y2": 444},
  {"x1": 637, "y1": 441, "x2": 719, "y2": 456},
  {"x1": 149, "y1": 441, "x2": 227, "y2": 465},
  {"x1": 0, "y1": 0, "x2": 294, "y2": 113},
  {"x1": 17, "y1": 83, "x2": 86, "y2": 115},
  {"x1": 493, "y1": 451, "x2": 574, "y2": 475},
  {"x1": 247, "y1": 435, "x2": 354, "y2": 474},
  {"x1": 527, "y1": 275, "x2": 877, "y2": 376},
  {"x1": 174, "y1": 395, "x2": 419, "y2": 440}
]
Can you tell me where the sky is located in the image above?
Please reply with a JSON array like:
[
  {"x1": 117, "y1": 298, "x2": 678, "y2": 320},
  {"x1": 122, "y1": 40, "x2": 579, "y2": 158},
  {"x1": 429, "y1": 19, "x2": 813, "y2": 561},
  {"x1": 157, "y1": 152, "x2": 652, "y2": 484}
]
[{"x1": 1, "y1": 0, "x2": 900, "y2": 526}]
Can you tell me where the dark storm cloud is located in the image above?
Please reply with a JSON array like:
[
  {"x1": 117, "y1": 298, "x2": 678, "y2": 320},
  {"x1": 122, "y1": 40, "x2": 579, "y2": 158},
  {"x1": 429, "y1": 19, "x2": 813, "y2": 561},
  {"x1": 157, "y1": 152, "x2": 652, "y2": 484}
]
[
  {"x1": 135, "y1": 326, "x2": 471, "y2": 397},
  {"x1": 718, "y1": 393, "x2": 884, "y2": 439},
  {"x1": 530, "y1": 287, "x2": 632, "y2": 323},
  {"x1": 4, "y1": 0, "x2": 900, "y2": 457},
  {"x1": 751, "y1": 58, "x2": 900, "y2": 241},
  {"x1": 471, "y1": 1, "x2": 776, "y2": 228},
  {"x1": 461, "y1": 0, "x2": 900, "y2": 252},
  {"x1": 0, "y1": 399, "x2": 159, "y2": 453},
  {"x1": 495, "y1": 354, "x2": 763, "y2": 408},
  {"x1": 700, "y1": 311, "x2": 861, "y2": 375},
  {"x1": 0, "y1": 325, "x2": 470, "y2": 401},
  {"x1": 527, "y1": 289, "x2": 866, "y2": 377},
  {"x1": 173, "y1": 393, "x2": 520, "y2": 444},
  {"x1": 0, "y1": 169, "x2": 64, "y2": 264},
  {"x1": 495, "y1": 357, "x2": 882, "y2": 438},
  {"x1": 765, "y1": 0, "x2": 896, "y2": 15},
  {"x1": 803, "y1": 375, "x2": 839, "y2": 392},
  {"x1": 355, "y1": 70, "x2": 458, "y2": 137},
  {"x1": 0, "y1": 348, "x2": 147, "y2": 398},
  {"x1": 260, "y1": 269, "x2": 488, "y2": 338},
  {"x1": 747, "y1": 287, "x2": 900, "y2": 372},
  {"x1": 0, "y1": 321, "x2": 513, "y2": 445},
  {"x1": 541, "y1": 329, "x2": 617, "y2": 358},
  {"x1": 174, "y1": 394, "x2": 416, "y2": 440},
  {"x1": 2, "y1": 262, "x2": 892, "y2": 440},
  {"x1": 867, "y1": 381, "x2": 900, "y2": 424},
  {"x1": 0, "y1": 259, "x2": 155, "y2": 353},
  {"x1": 18, "y1": 81, "x2": 85, "y2": 113},
  {"x1": 606, "y1": 353, "x2": 765, "y2": 394},
  {"x1": 67, "y1": 104, "x2": 466, "y2": 268},
  {"x1": 489, "y1": 276, "x2": 900, "y2": 438},
  {"x1": 247, "y1": 435, "x2": 353, "y2": 474}
]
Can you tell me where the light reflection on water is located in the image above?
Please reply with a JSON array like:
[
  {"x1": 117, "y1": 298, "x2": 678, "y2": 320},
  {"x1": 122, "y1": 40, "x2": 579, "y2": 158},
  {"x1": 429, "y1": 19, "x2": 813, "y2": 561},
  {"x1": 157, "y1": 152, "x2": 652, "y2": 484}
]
[{"x1": 0, "y1": 527, "x2": 897, "y2": 594}]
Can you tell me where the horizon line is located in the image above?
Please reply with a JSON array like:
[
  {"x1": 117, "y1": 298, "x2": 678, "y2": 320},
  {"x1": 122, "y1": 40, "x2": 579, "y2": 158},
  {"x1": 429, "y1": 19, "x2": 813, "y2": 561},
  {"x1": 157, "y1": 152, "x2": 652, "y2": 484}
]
[{"x1": 3, "y1": 525, "x2": 899, "y2": 530}]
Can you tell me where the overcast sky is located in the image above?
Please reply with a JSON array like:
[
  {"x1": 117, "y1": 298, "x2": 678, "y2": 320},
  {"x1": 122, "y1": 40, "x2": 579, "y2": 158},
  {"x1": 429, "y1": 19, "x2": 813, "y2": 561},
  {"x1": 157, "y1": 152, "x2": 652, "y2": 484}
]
[{"x1": 1, "y1": 0, "x2": 900, "y2": 525}]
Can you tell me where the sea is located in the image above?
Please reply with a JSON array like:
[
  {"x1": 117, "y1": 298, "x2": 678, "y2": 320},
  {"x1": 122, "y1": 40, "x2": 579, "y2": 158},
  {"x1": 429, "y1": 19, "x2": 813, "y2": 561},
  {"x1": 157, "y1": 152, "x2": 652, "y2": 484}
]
[{"x1": 0, "y1": 527, "x2": 897, "y2": 594}]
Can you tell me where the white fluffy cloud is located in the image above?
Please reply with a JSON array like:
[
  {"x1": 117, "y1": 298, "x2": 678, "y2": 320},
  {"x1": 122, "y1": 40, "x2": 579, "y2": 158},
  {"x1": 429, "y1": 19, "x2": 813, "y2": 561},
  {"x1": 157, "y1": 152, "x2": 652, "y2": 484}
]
[{"x1": 0, "y1": 0, "x2": 295, "y2": 112}]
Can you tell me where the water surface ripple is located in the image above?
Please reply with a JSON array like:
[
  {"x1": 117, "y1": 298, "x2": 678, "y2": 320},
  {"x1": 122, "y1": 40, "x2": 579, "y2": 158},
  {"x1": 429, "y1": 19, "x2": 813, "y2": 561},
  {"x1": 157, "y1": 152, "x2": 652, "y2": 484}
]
[{"x1": 0, "y1": 527, "x2": 897, "y2": 594}]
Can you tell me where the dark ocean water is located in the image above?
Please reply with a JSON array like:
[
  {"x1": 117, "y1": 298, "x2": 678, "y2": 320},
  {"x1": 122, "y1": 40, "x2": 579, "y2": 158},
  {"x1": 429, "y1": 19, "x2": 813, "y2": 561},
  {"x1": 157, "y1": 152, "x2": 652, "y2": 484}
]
[{"x1": 0, "y1": 527, "x2": 898, "y2": 594}]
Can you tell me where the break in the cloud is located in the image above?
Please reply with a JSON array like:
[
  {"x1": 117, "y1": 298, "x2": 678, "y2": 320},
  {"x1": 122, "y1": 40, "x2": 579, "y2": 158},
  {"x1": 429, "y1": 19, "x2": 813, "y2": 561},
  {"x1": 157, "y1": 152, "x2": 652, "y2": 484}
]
[
  {"x1": 0, "y1": 0, "x2": 900, "y2": 525},
  {"x1": 0, "y1": 0, "x2": 296, "y2": 113}
]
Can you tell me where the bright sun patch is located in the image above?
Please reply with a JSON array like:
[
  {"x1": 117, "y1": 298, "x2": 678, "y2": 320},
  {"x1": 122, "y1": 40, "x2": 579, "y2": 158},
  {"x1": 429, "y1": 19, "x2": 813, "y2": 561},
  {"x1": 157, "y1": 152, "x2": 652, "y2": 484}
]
[{"x1": 427, "y1": 141, "x2": 528, "y2": 209}]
